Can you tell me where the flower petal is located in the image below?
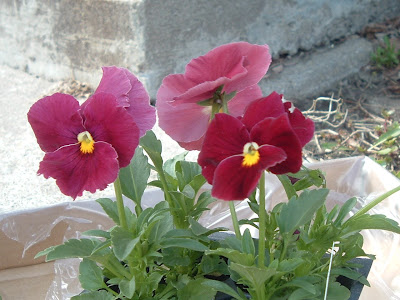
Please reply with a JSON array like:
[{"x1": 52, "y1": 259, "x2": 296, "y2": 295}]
[
  {"x1": 227, "y1": 84, "x2": 263, "y2": 117},
  {"x1": 38, "y1": 142, "x2": 119, "y2": 199},
  {"x1": 178, "y1": 83, "x2": 260, "y2": 150},
  {"x1": 27, "y1": 93, "x2": 84, "y2": 152},
  {"x1": 241, "y1": 91, "x2": 285, "y2": 131},
  {"x1": 284, "y1": 102, "x2": 315, "y2": 147},
  {"x1": 198, "y1": 113, "x2": 250, "y2": 183},
  {"x1": 94, "y1": 66, "x2": 131, "y2": 106},
  {"x1": 211, "y1": 145, "x2": 286, "y2": 200},
  {"x1": 251, "y1": 114, "x2": 303, "y2": 174},
  {"x1": 178, "y1": 137, "x2": 205, "y2": 151},
  {"x1": 211, "y1": 155, "x2": 263, "y2": 201},
  {"x1": 83, "y1": 93, "x2": 140, "y2": 168},
  {"x1": 185, "y1": 42, "x2": 271, "y2": 94},
  {"x1": 157, "y1": 99, "x2": 212, "y2": 146},
  {"x1": 172, "y1": 78, "x2": 231, "y2": 104},
  {"x1": 123, "y1": 69, "x2": 156, "y2": 137}
]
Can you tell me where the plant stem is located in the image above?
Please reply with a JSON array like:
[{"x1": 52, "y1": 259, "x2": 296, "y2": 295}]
[
  {"x1": 114, "y1": 176, "x2": 127, "y2": 229},
  {"x1": 142, "y1": 146, "x2": 183, "y2": 228},
  {"x1": 229, "y1": 201, "x2": 241, "y2": 239},
  {"x1": 353, "y1": 184, "x2": 400, "y2": 218},
  {"x1": 102, "y1": 282, "x2": 120, "y2": 297},
  {"x1": 258, "y1": 172, "x2": 266, "y2": 268},
  {"x1": 222, "y1": 96, "x2": 229, "y2": 115}
]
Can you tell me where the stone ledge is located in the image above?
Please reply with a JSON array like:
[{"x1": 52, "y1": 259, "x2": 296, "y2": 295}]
[{"x1": 1, "y1": 0, "x2": 399, "y2": 101}]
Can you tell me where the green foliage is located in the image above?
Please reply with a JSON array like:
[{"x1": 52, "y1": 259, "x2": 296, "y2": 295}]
[
  {"x1": 371, "y1": 36, "x2": 400, "y2": 68},
  {"x1": 277, "y1": 189, "x2": 329, "y2": 234},
  {"x1": 71, "y1": 290, "x2": 114, "y2": 300},
  {"x1": 372, "y1": 121, "x2": 400, "y2": 175},
  {"x1": 36, "y1": 128, "x2": 400, "y2": 300},
  {"x1": 119, "y1": 146, "x2": 151, "y2": 212}
]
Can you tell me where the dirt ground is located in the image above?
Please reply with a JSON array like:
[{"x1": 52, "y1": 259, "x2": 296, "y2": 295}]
[{"x1": 302, "y1": 17, "x2": 400, "y2": 176}]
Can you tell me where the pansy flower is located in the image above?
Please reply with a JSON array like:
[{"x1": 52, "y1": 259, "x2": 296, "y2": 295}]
[
  {"x1": 198, "y1": 92, "x2": 314, "y2": 201},
  {"x1": 28, "y1": 68, "x2": 155, "y2": 199},
  {"x1": 85, "y1": 66, "x2": 156, "y2": 137},
  {"x1": 156, "y1": 42, "x2": 271, "y2": 150}
]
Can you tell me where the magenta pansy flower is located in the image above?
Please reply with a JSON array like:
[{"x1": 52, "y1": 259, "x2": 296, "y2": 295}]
[
  {"x1": 85, "y1": 66, "x2": 156, "y2": 137},
  {"x1": 156, "y1": 42, "x2": 271, "y2": 150},
  {"x1": 198, "y1": 92, "x2": 314, "y2": 201},
  {"x1": 28, "y1": 67, "x2": 155, "y2": 199}
]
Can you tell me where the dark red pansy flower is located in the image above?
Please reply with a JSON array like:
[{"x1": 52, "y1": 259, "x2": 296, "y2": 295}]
[
  {"x1": 28, "y1": 68, "x2": 155, "y2": 199},
  {"x1": 156, "y1": 42, "x2": 271, "y2": 150},
  {"x1": 198, "y1": 92, "x2": 314, "y2": 201}
]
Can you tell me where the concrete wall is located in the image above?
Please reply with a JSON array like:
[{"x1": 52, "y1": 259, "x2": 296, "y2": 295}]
[{"x1": 1, "y1": 0, "x2": 400, "y2": 99}]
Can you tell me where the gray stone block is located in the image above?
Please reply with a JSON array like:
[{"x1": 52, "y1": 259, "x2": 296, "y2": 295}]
[
  {"x1": 1, "y1": 0, "x2": 399, "y2": 100},
  {"x1": 260, "y1": 37, "x2": 374, "y2": 104}
]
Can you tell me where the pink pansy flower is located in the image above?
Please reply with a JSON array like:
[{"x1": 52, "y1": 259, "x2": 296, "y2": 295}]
[
  {"x1": 84, "y1": 66, "x2": 156, "y2": 137},
  {"x1": 28, "y1": 68, "x2": 155, "y2": 199},
  {"x1": 156, "y1": 42, "x2": 271, "y2": 150},
  {"x1": 198, "y1": 92, "x2": 314, "y2": 201}
]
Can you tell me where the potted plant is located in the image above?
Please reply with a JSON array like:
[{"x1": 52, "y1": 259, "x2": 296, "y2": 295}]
[{"x1": 28, "y1": 43, "x2": 400, "y2": 300}]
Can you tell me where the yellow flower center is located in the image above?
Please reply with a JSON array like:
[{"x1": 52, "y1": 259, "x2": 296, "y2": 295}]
[
  {"x1": 77, "y1": 131, "x2": 95, "y2": 154},
  {"x1": 242, "y1": 142, "x2": 260, "y2": 167}
]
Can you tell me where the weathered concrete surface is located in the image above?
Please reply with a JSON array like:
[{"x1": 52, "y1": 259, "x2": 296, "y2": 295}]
[
  {"x1": 0, "y1": 65, "x2": 191, "y2": 213},
  {"x1": 1, "y1": 0, "x2": 399, "y2": 100},
  {"x1": 260, "y1": 37, "x2": 374, "y2": 104}
]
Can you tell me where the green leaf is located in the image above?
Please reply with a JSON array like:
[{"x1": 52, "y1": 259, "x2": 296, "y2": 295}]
[
  {"x1": 136, "y1": 272, "x2": 163, "y2": 296},
  {"x1": 37, "y1": 239, "x2": 101, "y2": 261},
  {"x1": 189, "y1": 217, "x2": 210, "y2": 236},
  {"x1": 344, "y1": 214, "x2": 400, "y2": 234},
  {"x1": 277, "y1": 174, "x2": 298, "y2": 200},
  {"x1": 333, "y1": 197, "x2": 357, "y2": 226},
  {"x1": 147, "y1": 212, "x2": 173, "y2": 244},
  {"x1": 176, "y1": 161, "x2": 203, "y2": 191},
  {"x1": 163, "y1": 247, "x2": 191, "y2": 267},
  {"x1": 278, "y1": 257, "x2": 304, "y2": 272},
  {"x1": 206, "y1": 248, "x2": 254, "y2": 266},
  {"x1": 96, "y1": 198, "x2": 120, "y2": 225},
  {"x1": 110, "y1": 226, "x2": 140, "y2": 260},
  {"x1": 91, "y1": 240, "x2": 112, "y2": 256},
  {"x1": 190, "y1": 174, "x2": 207, "y2": 193},
  {"x1": 288, "y1": 287, "x2": 320, "y2": 300},
  {"x1": 83, "y1": 229, "x2": 111, "y2": 239},
  {"x1": 169, "y1": 191, "x2": 189, "y2": 214},
  {"x1": 71, "y1": 290, "x2": 114, "y2": 300},
  {"x1": 177, "y1": 278, "x2": 217, "y2": 300},
  {"x1": 374, "y1": 122, "x2": 400, "y2": 147},
  {"x1": 182, "y1": 184, "x2": 196, "y2": 199},
  {"x1": 164, "y1": 152, "x2": 188, "y2": 178},
  {"x1": 119, "y1": 146, "x2": 150, "y2": 204},
  {"x1": 201, "y1": 279, "x2": 243, "y2": 300},
  {"x1": 281, "y1": 277, "x2": 318, "y2": 295},
  {"x1": 291, "y1": 168, "x2": 326, "y2": 191},
  {"x1": 241, "y1": 229, "x2": 255, "y2": 256},
  {"x1": 79, "y1": 259, "x2": 105, "y2": 291},
  {"x1": 377, "y1": 146, "x2": 398, "y2": 155},
  {"x1": 278, "y1": 189, "x2": 329, "y2": 234},
  {"x1": 330, "y1": 267, "x2": 370, "y2": 286},
  {"x1": 327, "y1": 205, "x2": 340, "y2": 223},
  {"x1": 230, "y1": 262, "x2": 277, "y2": 288},
  {"x1": 140, "y1": 130, "x2": 163, "y2": 170},
  {"x1": 194, "y1": 191, "x2": 216, "y2": 211},
  {"x1": 160, "y1": 238, "x2": 208, "y2": 251},
  {"x1": 324, "y1": 281, "x2": 351, "y2": 300},
  {"x1": 200, "y1": 255, "x2": 228, "y2": 274},
  {"x1": 119, "y1": 277, "x2": 136, "y2": 298}
]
